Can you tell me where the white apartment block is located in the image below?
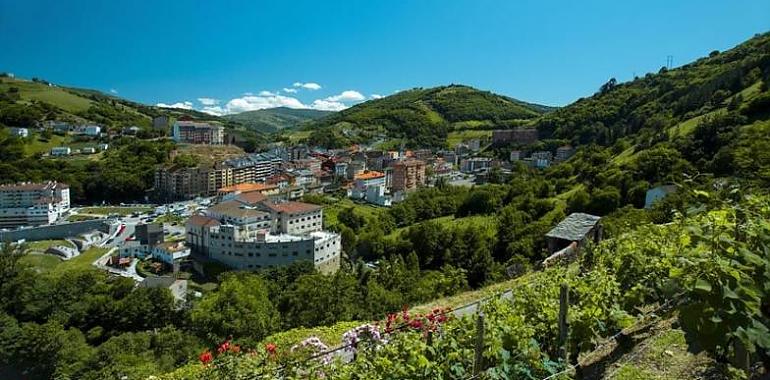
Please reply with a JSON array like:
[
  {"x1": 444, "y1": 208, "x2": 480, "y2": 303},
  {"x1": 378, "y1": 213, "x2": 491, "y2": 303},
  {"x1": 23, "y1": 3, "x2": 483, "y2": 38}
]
[{"x1": 0, "y1": 181, "x2": 70, "y2": 228}]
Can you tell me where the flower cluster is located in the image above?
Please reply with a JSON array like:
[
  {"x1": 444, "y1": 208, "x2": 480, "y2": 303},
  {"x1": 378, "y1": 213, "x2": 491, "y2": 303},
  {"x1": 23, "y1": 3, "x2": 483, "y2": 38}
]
[
  {"x1": 342, "y1": 324, "x2": 384, "y2": 353},
  {"x1": 385, "y1": 306, "x2": 452, "y2": 335},
  {"x1": 291, "y1": 336, "x2": 332, "y2": 364},
  {"x1": 198, "y1": 340, "x2": 242, "y2": 365}
]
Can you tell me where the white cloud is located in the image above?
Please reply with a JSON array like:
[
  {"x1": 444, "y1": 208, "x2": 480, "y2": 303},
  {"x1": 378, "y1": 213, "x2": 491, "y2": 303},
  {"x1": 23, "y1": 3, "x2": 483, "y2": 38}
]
[
  {"x1": 200, "y1": 106, "x2": 226, "y2": 116},
  {"x1": 258, "y1": 90, "x2": 277, "y2": 96},
  {"x1": 224, "y1": 94, "x2": 308, "y2": 113},
  {"x1": 283, "y1": 87, "x2": 298, "y2": 93},
  {"x1": 156, "y1": 101, "x2": 194, "y2": 110},
  {"x1": 370, "y1": 94, "x2": 383, "y2": 99},
  {"x1": 324, "y1": 90, "x2": 365, "y2": 102},
  {"x1": 293, "y1": 82, "x2": 322, "y2": 90},
  {"x1": 197, "y1": 97, "x2": 219, "y2": 106},
  {"x1": 310, "y1": 99, "x2": 347, "y2": 111},
  {"x1": 109, "y1": 88, "x2": 118, "y2": 94}
]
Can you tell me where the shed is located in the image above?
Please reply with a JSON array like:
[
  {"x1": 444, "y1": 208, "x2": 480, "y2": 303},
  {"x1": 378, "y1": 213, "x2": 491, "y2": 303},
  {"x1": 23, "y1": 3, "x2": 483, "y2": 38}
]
[{"x1": 545, "y1": 212, "x2": 602, "y2": 254}]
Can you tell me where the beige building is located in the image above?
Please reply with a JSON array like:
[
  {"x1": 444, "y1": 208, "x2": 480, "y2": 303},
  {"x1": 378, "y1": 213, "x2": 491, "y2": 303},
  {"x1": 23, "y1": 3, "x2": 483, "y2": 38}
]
[{"x1": 391, "y1": 159, "x2": 426, "y2": 192}]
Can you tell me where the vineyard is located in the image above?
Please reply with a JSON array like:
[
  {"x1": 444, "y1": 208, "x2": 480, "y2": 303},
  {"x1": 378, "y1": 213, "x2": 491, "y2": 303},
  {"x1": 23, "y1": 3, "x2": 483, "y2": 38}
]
[{"x1": 155, "y1": 189, "x2": 770, "y2": 379}]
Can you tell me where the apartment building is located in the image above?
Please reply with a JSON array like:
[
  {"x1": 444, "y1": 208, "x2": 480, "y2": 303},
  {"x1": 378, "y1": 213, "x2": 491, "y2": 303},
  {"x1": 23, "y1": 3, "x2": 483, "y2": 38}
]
[
  {"x1": 391, "y1": 159, "x2": 426, "y2": 192},
  {"x1": 172, "y1": 121, "x2": 224, "y2": 145},
  {"x1": 0, "y1": 181, "x2": 70, "y2": 228}
]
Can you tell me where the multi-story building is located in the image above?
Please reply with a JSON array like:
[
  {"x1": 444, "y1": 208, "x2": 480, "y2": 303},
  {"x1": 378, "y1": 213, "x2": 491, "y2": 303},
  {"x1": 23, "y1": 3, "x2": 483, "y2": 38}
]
[
  {"x1": 555, "y1": 146, "x2": 576, "y2": 162},
  {"x1": 391, "y1": 159, "x2": 426, "y2": 192},
  {"x1": 460, "y1": 157, "x2": 493, "y2": 173},
  {"x1": 349, "y1": 171, "x2": 386, "y2": 199},
  {"x1": 186, "y1": 193, "x2": 341, "y2": 274},
  {"x1": 531, "y1": 151, "x2": 553, "y2": 161},
  {"x1": 0, "y1": 181, "x2": 70, "y2": 228},
  {"x1": 135, "y1": 223, "x2": 164, "y2": 246},
  {"x1": 172, "y1": 121, "x2": 224, "y2": 145},
  {"x1": 224, "y1": 153, "x2": 281, "y2": 184},
  {"x1": 492, "y1": 128, "x2": 539, "y2": 146}
]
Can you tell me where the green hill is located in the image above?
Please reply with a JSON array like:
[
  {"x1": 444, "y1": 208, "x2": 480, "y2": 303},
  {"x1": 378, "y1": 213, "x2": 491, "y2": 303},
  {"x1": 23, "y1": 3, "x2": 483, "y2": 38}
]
[
  {"x1": 224, "y1": 107, "x2": 332, "y2": 133},
  {"x1": 0, "y1": 76, "x2": 250, "y2": 135},
  {"x1": 302, "y1": 84, "x2": 554, "y2": 148}
]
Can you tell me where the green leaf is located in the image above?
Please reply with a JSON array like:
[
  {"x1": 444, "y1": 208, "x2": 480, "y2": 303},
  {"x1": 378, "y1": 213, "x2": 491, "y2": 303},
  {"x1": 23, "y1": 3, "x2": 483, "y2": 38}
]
[{"x1": 694, "y1": 279, "x2": 712, "y2": 292}]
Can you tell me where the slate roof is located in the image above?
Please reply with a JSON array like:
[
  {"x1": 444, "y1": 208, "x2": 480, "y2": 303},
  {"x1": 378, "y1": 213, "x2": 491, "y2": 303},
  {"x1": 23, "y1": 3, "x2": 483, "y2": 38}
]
[{"x1": 545, "y1": 212, "x2": 601, "y2": 241}]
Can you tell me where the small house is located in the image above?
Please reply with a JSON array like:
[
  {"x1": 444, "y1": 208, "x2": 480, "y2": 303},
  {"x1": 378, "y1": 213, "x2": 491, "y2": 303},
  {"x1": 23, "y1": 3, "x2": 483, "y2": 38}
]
[{"x1": 545, "y1": 212, "x2": 602, "y2": 255}]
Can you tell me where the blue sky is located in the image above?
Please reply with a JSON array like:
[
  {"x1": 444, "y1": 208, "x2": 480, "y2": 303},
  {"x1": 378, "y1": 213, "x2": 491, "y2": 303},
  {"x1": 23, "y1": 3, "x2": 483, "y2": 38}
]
[{"x1": 1, "y1": 0, "x2": 768, "y2": 114}]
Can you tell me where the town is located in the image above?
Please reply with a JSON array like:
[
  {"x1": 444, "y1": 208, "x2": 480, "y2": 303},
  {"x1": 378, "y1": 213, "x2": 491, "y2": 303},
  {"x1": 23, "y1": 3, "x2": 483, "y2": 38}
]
[{"x1": 0, "y1": 115, "x2": 589, "y2": 300}]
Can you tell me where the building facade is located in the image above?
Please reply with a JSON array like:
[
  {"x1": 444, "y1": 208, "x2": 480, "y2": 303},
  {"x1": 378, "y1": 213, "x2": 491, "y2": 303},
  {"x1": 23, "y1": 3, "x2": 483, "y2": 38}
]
[
  {"x1": 0, "y1": 181, "x2": 70, "y2": 228},
  {"x1": 391, "y1": 159, "x2": 426, "y2": 192},
  {"x1": 185, "y1": 194, "x2": 341, "y2": 274},
  {"x1": 172, "y1": 121, "x2": 224, "y2": 145},
  {"x1": 492, "y1": 128, "x2": 539, "y2": 146}
]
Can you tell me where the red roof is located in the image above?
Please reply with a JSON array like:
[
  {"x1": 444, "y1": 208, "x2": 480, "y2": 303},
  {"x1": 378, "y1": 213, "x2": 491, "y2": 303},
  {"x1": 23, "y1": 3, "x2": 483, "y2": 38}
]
[
  {"x1": 234, "y1": 191, "x2": 268, "y2": 205},
  {"x1": 262, "y1": 201, "x2": 321, "y2": 214},
  {"x1": 187, "y1": 215, "x2": 220, "y2": 227}
]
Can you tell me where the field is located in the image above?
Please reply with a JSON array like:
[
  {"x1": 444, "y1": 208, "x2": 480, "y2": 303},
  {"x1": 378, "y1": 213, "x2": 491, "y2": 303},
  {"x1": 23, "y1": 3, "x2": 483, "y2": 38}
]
[
  {"x1": 23, "y1": 133, "x2": 100, "y2": 156},
  {"x1": 322, "y1": 198, "x2": 383, "y2": 228},
  {"x1": 78, "y1": 206, "x2": 153, "y2": 216},
  {"x1": 20, "y1": 246, "x2": 109, "y2": 273},
  {"x1": 25, "y1": 239, "x2": 73, "y2": 252},
  {"x1": 445, "y1": 129, "x2": 492, "y2": 148},
  {"x1": 0, "y1": 78, "x2": 93, "y2": 112}
]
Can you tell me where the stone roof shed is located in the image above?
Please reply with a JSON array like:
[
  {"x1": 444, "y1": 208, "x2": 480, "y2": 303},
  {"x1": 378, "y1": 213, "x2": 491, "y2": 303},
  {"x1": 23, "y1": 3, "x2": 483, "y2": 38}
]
[{"x1": 545, "y1": 212, "x2": 602, "y2": 254}]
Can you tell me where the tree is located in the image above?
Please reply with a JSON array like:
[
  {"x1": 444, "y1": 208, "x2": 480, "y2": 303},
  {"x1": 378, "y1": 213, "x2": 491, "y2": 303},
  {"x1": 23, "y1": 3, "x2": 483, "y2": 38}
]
[
  {"x1": 278, "y1": 272, "x2": 361, "y2": 329},
  {"x1": 190, "y1": 273, "x2": 278, "y2": 344}
]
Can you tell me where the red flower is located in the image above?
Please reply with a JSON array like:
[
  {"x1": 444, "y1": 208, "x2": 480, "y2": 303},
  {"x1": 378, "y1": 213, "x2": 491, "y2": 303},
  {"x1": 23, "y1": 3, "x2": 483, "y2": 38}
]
[
  {"x1": 409, "y1": 319, "x2": 424, "y2": 330},
  {"x1": 217, "y1": 340, "x2": 230, "y2": 354},
  {"x1": 265, "y1": 343, "x2": 277, "y2": 355},
  {"x1": 199, "y1": 350, "x2": 213, "y2": 364}
]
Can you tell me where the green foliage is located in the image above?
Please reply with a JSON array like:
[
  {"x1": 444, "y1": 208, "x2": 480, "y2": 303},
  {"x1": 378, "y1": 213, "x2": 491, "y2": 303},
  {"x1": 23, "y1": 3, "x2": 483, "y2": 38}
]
[
  {"x1": 224, "y1": 107, "x2": 331, "y2": 133},
  {"x1": 190, "y1": 273, "x2": 279, "y2": 345}
]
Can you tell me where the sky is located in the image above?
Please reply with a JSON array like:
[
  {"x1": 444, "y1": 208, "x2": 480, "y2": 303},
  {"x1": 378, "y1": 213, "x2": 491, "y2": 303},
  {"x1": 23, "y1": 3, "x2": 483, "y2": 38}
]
[{"x1": 1, "y1": 0, "x2": 769, "y2": 115}]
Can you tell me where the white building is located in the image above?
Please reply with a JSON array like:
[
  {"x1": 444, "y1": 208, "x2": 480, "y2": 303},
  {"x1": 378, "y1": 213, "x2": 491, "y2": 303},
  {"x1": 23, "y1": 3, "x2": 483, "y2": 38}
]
[
  {"x1": 186, "y1": 193, "x2": 341, "y2": 274},
  {"x1": 51, "y1": 147, "x2": 71, "y2": 156},
  {"x1": 0, "y1": 181, "x2": 70, "y2": 228},
  {"x1": 9, "y1": 127, "x2": 28, "y2": 138},
  {"x1": 84, "y1": 125, "x2": 101, "y2": 136}
]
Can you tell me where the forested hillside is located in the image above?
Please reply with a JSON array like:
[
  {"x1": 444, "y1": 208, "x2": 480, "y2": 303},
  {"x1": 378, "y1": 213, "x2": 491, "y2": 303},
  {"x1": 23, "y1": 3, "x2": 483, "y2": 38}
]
[
  {"x1": 224, "y1": 107, "x2": 332, "y2": 133},
  {"x1": 304, "y1": 85, "x2": 552, "y2": 148}
]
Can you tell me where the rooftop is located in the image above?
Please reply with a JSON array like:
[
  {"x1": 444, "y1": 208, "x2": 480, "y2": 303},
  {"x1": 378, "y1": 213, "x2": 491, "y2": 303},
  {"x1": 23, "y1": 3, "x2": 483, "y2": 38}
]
[
  {"x1": 187, "y1": 214, "x2": 221, "y2": 227},
  {"x1": 0, "y1": 181, "x2": 67, "y2": 191},
  {"x1": 261, "y1": 201, "x2": 322, "y2": 214},
  {"x1": 545, "y1": 212, "x2": 601, "y2": 242},
  {"x1": 208, "y1": 201, "x2": 270, "y2": 219},
  {"x1": 233, "y1": 191, "x2": 268, "y2": 205},
  {"x1": 175, "y1": 121, "x2": 222, "y2": 129},
  {"x1": 354, "y1": 171, "x2": 385, "y2": 180},
  {"x1": 219, "y1": 183, "x2": 278, "y2": 194}
]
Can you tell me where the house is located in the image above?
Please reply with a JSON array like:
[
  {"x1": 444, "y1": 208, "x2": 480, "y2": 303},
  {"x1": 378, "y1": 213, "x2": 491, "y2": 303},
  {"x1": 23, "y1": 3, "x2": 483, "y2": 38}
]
[
  {"x1": 81, "y1": 147, "x2": 96, "y2": 154},
  {"x1": 555, "y1": 146, "x2": 575, "y2": 162},
  {"x1": 50, "y1": 147, "x2": 71, "y2": 156},
  {"x1": 98, "y1": 143, "x2": 109, "y2": 151},
  {"x1": 84, "y1": 125, "x2": 101, "y2": 136},
  {"x1": 510, "y1": 150, "x2": 522, "y2": 161},
  {"x1": 645, "y1": 185, "x2": 677, "y2": 209},
  {"x1": 545, "y1": 212, "x2": 602, "y2": 255},
  {"x1": 9, "y1": 127, "x2": 28, "y2": 138},
  {"x1": 122, "y1": 126, "x2": 141, "y2": 135}
]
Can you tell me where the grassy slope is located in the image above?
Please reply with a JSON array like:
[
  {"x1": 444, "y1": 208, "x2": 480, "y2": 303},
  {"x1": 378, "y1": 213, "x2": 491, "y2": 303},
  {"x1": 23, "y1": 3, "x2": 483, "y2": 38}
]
[{"x1": 224, "y1": 107, "x2": 332, "y2": 133}]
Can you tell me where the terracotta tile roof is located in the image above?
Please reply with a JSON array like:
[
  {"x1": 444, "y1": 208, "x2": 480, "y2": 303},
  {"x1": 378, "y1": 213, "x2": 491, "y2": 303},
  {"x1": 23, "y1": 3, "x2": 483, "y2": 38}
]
[
  {"x1": 187, "y1": 215, "x2": 220, "y2": 227},
  {"x1": 354, "y1": 171, "x2": 385, "y2": 180},
  {"x1": 234, "y1": 191, "x2": 268, "y2": 205},
  {"x1": 262, "y1": 201, "x2": 321, "y2": 214},
  {"x1": 218, "y1": 183, "x2": 277, "y2": 194}
]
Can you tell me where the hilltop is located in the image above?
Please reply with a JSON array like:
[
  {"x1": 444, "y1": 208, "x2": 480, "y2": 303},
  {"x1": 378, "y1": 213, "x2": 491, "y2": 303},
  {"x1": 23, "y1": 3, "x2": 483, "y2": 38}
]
[
  {"x1": 301, "y1": 84, "x2": 553, "y2": 148},
  {"x1": 224, "y1": 107, "x2": 332, "y2": 133}
]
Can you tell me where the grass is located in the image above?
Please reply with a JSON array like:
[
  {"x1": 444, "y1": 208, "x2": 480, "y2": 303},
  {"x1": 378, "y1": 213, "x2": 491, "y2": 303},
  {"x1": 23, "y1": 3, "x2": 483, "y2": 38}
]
[
  {"x1": 19, "y1": 253, "x2": 63, "y2": 272},
  {"x1": 611, "y1": 146, "x2": 637, "y2": 166},
  {"x1": 79, "y1": 206, "x2": 153, "y2": 216},
  {"x1": 25, "y1": 239, "x2": 73, "y2": 252},
  {"x1": 156, "y1": 213, "x2": 185, "y2": 224},
  {"x1": 60, "y1": 246, "x2": 109, "y2": 271},
  {"x1": 0, "y1": 78, "x2": 93, "y2": 112},
  {"x1": 323, "y1": 198, "x2": 383, "y2": 228},
  {"x1": 608, "y1": 324, "x2": 733, "y2": 380},
  {"x1": 667, "y1": 108, "x2": 727, "y2": 138},
  {"x1": 67, "y1": 214, "x2": 102, "y2": 222},
  {"x1": 446, "y1": 129, "x2": 493, "y2": 148}
]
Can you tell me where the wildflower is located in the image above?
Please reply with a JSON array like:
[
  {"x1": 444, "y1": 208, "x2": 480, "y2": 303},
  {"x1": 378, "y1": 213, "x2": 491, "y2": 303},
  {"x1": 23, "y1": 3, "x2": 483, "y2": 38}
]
[
  {"x1": 265, "y1": 343, "x2": 277, "y2": 355},
  {"x1": 199, "y1": 350, "x2": 213, "y2": 364},
  {"x1": 409, "y1": 319, "x2": 423, "y2": 330},
  {"x1": 217, "y1": 340, "x2": 230, "y2": 354}
]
